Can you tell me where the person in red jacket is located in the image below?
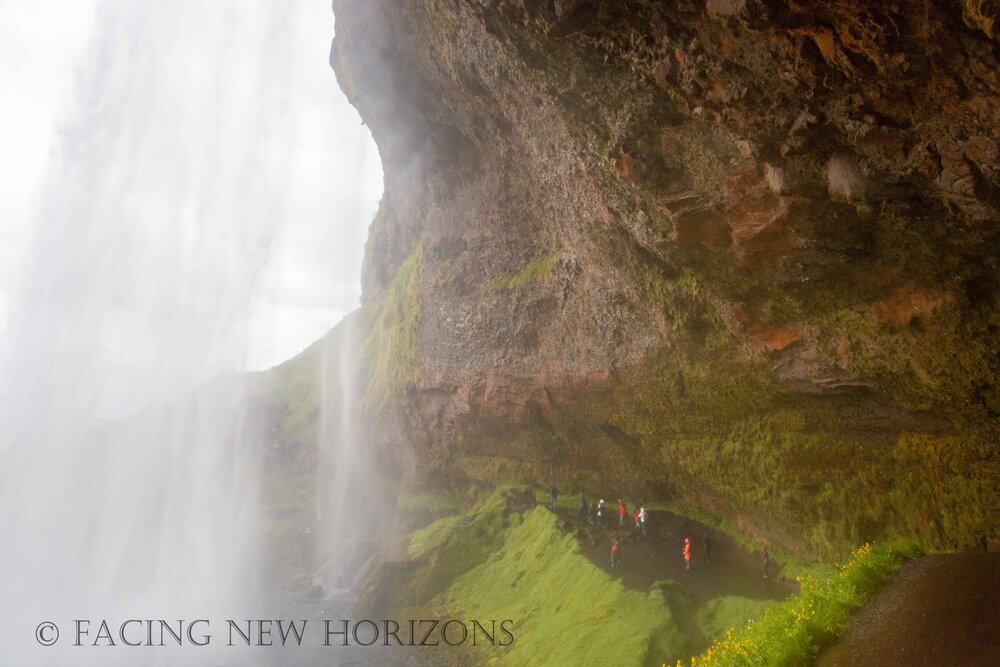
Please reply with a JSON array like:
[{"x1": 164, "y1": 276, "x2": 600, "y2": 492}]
[
  {"x1": 683, "y1": 537, "x2": 691, "y2": 570},
  {"x1": 618, "y1": 498, "x2": 626, "y2": 526},
  {"x1": 611, "y1": 536, "x2": 621, "y2": 571},
  {"x1": 632, "y1": 506, "x2": 641, "y2": 529}
]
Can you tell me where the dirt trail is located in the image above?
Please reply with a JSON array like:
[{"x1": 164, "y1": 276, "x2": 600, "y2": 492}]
[{"x1": 818, "y1": 552, "x2": 1000, "y2": 667}]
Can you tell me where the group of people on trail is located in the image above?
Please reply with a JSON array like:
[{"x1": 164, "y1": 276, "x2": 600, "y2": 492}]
[
  {"x1": 574, "y1": 492, "x2": 649, "y2": 535},
  {"x1": 557, "y1": 487, "x2": 772, "y2": 579}
]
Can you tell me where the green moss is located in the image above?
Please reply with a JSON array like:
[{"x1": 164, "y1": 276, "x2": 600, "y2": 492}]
[
  {"x1": 372, "y1": 488, "x2": 693, "y2": 664},
  {"x1": 434, "y1": 314, "x2": 997, "y2": 559},
  {"x1": 389, "y1": 489, "x2": 517, "y2": 607},
  {"x1": 430, "y1": 506, "x2": 688, "y2": 666},
  {"x1": 408, "y1": 515, "x2": 466, "y2": 559},
  {"x1": 265, "y1": 349, "x2": 323, "y2": 445},
  {"x1": 364, "y1": 239, "x2": 423, "y2": 405},
  {"x1": 489, "y1": 251, "x2": 561, "y2": 289},
  {"x1": 695, "y1": 596, "x2": 775, "y2": 645},
  {"x1": 585, "y1": 257, "x2": 1000, "y2": 559},
  {"x1": 596, "y1": 342, "x2": 996, "y2": 558},
  {"x1": 373, "y1": 486, "x2": 931, "y2": 665}
]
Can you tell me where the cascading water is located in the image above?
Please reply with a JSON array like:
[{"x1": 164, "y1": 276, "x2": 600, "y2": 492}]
[
  {"x1": 0, "y1": 376, "x2": 263, "y2": 666},
  {"x1": 0, "y1": 0, "x2": 382, "y2": 664},
  {"x1": 315, "y1": 310, "x2": 379, "y2": 596}
]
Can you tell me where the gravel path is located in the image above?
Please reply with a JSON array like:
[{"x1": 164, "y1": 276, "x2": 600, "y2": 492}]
[{"x1": 818, "y1": 552, "x2": 1000, "y2": 666}]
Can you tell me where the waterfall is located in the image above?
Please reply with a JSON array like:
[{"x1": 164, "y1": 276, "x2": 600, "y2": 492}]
[
  {"x1": 314, "y1": 310, "x2": 379, "y2": 597},
  {"x1": 0, "y1": 0, "x2": 381, "y2": 664},
  {"x1": 0, "y1": 377, "x2": 263, "y2": 665}
]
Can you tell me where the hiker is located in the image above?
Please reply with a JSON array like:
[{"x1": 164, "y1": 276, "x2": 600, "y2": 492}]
[
  {"x1": 611, "y1": 535, "x2": 621, "y2": 571},
  {"x1": 587, "y1": 502, "x2": 596, "y2": 525},
  {"x1": 618, "y1": 498, "x2": 626, "y2": 526},
  {"x1": 639, "y1": 505, "x2": 648, "y2": 536},
  {"x1": 597, "y1": 499, "x2": 606, "y2": 527},
  {"x1": 579, "y1": 492, "x2": 588, "y2": 520},
  {"x1": 761, "y1": 546, "x2": 770, "y2": 579},
  {"x1": 683, "y1": 537, "x2": 691, "y2": 570},
  {"x1": 632, "y1": 505, "x2": 641, "y2": 529},
  {"x1": 702, "y1": 532, "x2": 710, "y2": 562},
  {"x1": 549, "y1": 486, "x2": 559, "y2": 511}
]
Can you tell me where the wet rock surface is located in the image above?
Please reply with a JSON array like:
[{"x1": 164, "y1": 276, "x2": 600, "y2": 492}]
[{"x1": 331, "y1": 1, "x2": 1000, "y2": 556}]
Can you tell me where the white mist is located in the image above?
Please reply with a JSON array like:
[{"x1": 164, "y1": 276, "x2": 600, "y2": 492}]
[{"x1": 0, "y1": 0, "x2": 381, "y2": 664}]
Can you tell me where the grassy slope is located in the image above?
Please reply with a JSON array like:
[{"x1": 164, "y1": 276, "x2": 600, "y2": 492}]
[
  {"x1": 382, "y1": 487, "x2": 920, "y2": 667},
  {"x1": 432, "y1": 507, "x2": 686, "y2": 666},
  {"x1": 397, "y1": 489, "x2": 686, "y2": 666},
  {"x1": 389, "y1": 488, "x2": 798, "y2": 666}
]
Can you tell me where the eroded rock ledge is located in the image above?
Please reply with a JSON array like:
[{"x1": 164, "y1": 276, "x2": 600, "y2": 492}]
[{"x1": 331, "y1": 0, "x2": 1000, "y2": 557}]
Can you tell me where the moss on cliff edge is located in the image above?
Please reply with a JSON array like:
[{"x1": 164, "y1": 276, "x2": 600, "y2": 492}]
[
  {"x1": 488, "y1": 251, "x2": 562, "y2": 289},
  {"x1": 364, "y1": 239, "x2": 423, "y2": 406}
]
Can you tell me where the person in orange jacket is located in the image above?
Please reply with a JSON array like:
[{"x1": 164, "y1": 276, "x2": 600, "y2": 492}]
[
  {"x1": 632, "y1": 505, "x2": 641, "y2": 529},
  {"x1": 618, "y1": 498, "x2": 626, "y2": 526},
  {"x1": 683, "y1": 537, "x2": 691, "y2": 570},
  {"x1": 611, "y1": 535, "x2": 621, "y2": 571}
]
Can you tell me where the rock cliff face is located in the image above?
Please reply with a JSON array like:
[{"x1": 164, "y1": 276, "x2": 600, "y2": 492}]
[{"x1": 331, "y1": 0, "x2": 1000, "y2": 557}]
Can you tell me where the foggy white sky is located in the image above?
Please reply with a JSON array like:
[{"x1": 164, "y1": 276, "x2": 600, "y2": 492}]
[{"x1": 0, "y1": 0, "x2": 382, "y2": 419}]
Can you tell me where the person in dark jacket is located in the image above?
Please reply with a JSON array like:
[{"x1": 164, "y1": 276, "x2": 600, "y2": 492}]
[
  {"x1": 578, "y1": 492, "x2": 588, "y2": 520},
  {"x1": 761, "y1": 546, "x2": 770, "y2": 579},
  {"x1": 549, "y1": 486, "x2": 559, "y2": 511},
  {"x1": 702, "y1": 532, "x2": 711, "y2": 563}
]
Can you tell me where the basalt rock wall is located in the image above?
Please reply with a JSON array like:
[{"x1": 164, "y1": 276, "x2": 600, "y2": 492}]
[{"x1": 331, "y1": 0, "x2": 1000, "y2": 556}]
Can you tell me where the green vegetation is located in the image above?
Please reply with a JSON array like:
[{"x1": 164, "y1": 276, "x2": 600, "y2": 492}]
[
  {"x1": 695, "y1": 596, "x2": 774, "y2": 645},
  {"x1": 265, "y1": 345, "x2": 323, "y2": 445},
  {"x1": 434, "y1": 506, "x2": 685, "y2": 666},
  {"x1": 365, "y1": 484, "x2": 927, "y2": 667},
  {"x1": 489, "y1": 251, "x2": 561, "y2": 289},
  {"x1": 410, "y1": 492, "x2": 686, "y2": 665},
  {"x1": 364, "y1": 240, "x2": 423, "y2": 405},
  {"x1": 678, "y1": 541, "x2": 922, "y2": 667},
  {"x1": 260, "y1": 470, "x2": 314, "y2": 545},
  {"x1": 621, "y1": 362, "x2": 995, "y2": 558},
  {"x1": 598, "y1": 258, "x2": 999, "y2": 558},
  {"x1": 382, "y1": 488, "x2": 690, "y2": 665},
  {"x1": 397, "y1": 489, "x2": 466, "y2": 515},
  {"x1": 376, "y1": 486, "x2": 821, "y2": 665}
]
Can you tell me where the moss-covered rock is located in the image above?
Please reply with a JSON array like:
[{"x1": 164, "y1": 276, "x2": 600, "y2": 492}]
[{"x1": 331, "y1": 0, "x2": 1000, "y2": 560}]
